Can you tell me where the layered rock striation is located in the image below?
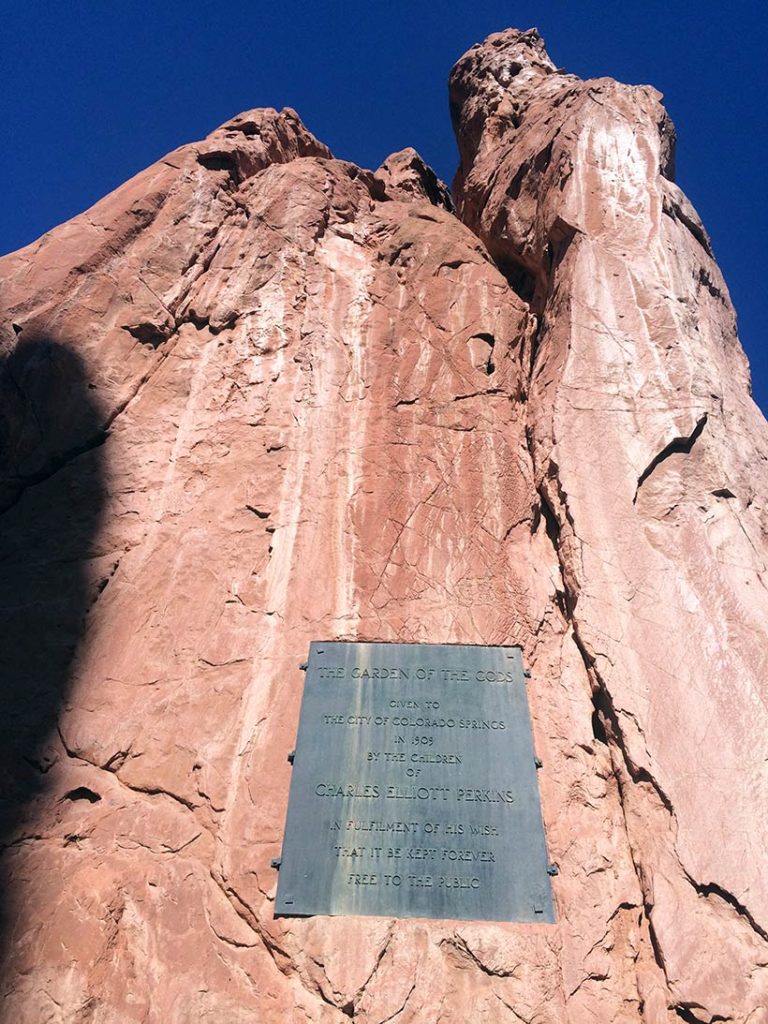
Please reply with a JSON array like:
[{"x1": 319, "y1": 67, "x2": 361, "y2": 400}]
[{"x1": 1, "y1": 28, "x2": 766, "y2": 1023}]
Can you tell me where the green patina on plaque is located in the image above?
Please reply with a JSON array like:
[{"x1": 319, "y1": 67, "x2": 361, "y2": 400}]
[{"x1": 275, "y1": 642, "x2": 555, "y2": 923}]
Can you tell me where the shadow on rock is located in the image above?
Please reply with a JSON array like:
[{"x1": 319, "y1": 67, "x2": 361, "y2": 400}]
[{"x1": 0, "y1": 335, "x2": 107, "y2": 954}]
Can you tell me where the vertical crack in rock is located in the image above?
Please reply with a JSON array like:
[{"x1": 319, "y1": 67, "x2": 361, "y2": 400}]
[
  {"x1": 351, "y1": 921, "x2": 395, "y2": 1012},
  {"x1": 378, "y1": 983, "x2": 417, "y2": 1024},
  {"x1": 534, "y1": 465, "x2": 677, "y2": 994},
  {"x1": 209, "y1": 871, "x2": 288, "y2": 967}
]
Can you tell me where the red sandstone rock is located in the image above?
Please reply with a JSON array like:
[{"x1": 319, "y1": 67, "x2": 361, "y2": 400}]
[
  {"x1": 0, "y1": 30, "x2": 766, "y2": 1024},
  {"x1": 374, "y1": 148, "x2": 453, "y2": 210}
]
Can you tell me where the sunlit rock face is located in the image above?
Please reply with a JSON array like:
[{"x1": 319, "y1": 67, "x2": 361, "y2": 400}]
[{"x1": 1, "y1": 28, "x2": 766, "y2": 1024}]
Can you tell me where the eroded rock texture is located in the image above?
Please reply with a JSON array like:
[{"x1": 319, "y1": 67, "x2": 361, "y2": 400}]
[{"x1": 1, "y1": 28, "x2": 766, "y2": 1024}]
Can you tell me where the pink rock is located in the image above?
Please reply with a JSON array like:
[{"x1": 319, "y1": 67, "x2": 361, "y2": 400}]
[{"x1": 0, "y1": 28, "x2": 765, "y2": 1023}]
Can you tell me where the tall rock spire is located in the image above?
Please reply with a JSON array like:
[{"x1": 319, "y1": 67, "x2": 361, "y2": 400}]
[{"x1": 453, "y1": 27, "x2": 768, "y2": 1021}]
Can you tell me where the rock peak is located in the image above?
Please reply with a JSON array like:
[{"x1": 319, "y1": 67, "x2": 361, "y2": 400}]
[
  {"x1": 375, "y1": 148, "x2": 453, "y2": 210},
  {"x1": 193, "y1": 105, "x2": 332, "y2": 186},
  {"x1": 449, "y1": 27, "x2": 560, "y2": 118},
  {"x1": 462, "y1": 27, "x2": 558, "y2": 74},
  {"x1": 449, "y1": 28, "x2": 568, "y2": 214}
]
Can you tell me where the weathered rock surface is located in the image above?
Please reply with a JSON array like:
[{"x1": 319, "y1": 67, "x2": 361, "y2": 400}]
[{"x1": 1, "y1": 29, "x2": 766, "y2": 1024}]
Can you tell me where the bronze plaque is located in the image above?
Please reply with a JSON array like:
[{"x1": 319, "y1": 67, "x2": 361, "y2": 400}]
[{"x1": 275, "y1": 642, "x2": 555, "y2": 922}]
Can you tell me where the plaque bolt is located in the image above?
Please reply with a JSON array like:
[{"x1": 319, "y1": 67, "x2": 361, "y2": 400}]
[
  {"x1": 271, "y1": 857, "x2": 282, "y2": 869},
  {"x1": 534, "y1": 758, "x2": 543, "y2": 769},
  {"x1": 547, "y1": 863, "x2": 559, "y2": 877},
  {"x1": 299, "y1": 662, "x2": 308, "y2": 672},
  {"x1": 287, "y1": 750, "x2": 295, "y2": 764},
  {"x1": 523, "y1": 669, "x2": 532, "y2": 678}
]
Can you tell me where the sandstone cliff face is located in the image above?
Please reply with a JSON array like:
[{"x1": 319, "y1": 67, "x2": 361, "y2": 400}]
[{"x1": 1, "y1": 29, "x2": 766, "y2": 1024}]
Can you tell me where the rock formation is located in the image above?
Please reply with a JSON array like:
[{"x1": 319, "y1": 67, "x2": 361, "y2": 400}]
[{"x1": 1, "y1": 27, "x2": 766, "y2": 1024}]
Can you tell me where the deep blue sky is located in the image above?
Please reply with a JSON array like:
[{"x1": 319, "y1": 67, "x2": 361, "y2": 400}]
[{"x1": 2, "y1": 1, "x2": 765, "y2": 412}]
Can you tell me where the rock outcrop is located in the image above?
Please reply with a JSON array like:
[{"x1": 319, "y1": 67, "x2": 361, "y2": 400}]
[{"x1": 1, "y1": 28, "x2": 766, "y2": 1024}]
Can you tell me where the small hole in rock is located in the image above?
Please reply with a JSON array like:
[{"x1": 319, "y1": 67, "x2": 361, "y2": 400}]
[{"x1": 63, "y1": 787, "x2": 101, "y2": 803}]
